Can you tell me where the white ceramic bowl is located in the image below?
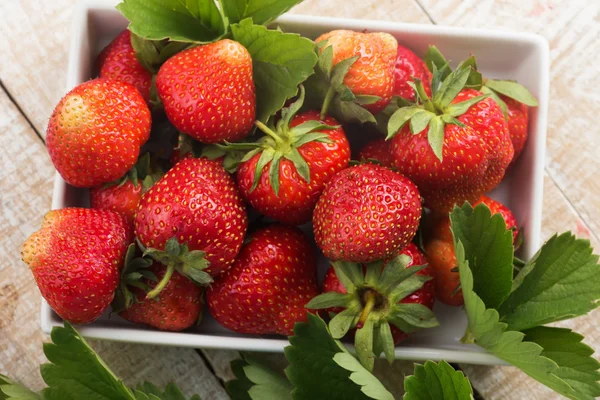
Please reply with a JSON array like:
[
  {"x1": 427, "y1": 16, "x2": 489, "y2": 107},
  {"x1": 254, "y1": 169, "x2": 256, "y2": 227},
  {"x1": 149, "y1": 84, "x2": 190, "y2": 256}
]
[{"x1": 42, "y1": 0, "x2": 549, "y2": 365}]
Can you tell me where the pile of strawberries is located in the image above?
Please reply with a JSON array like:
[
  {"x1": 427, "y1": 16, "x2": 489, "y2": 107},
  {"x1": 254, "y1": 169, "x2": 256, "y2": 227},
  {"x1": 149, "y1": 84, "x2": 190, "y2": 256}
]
[{"x1": 22, "y1": 27, "x2": 535, "y2": 353}]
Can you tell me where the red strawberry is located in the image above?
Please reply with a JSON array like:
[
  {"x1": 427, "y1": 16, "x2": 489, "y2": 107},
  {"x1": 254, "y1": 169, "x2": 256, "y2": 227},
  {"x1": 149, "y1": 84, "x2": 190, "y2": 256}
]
[
  {"x1": 118, "y1": 264, "x2": 203, "y2": 331},
  {"x1": 322, "y1": 243, "x2": 434, "y2": 344},
  {"x1": 389, "y1": 63, "x2": 513, "y2": 212},
  {"x1": 315, "y1": 30, "x2": 397, "y2": 114},
  {"x1": 235, "y1": 88, "x2": 350, "y2": 225},
  {"x1": 423, "y1": 195, "x2": 518, "y2": 306},
  {"x1": 46, "y1": 78, "x2": 151, "y2": 188},
  {"x1": 393, "y1": 44, "x2": 432, "y2": 101},
  {"x1": 308, "y1": 252, "x2": 438, "y2": 370},
  {"x1": 313, "y1": 163, "x2": 422, "y2": 263},
  {"x1": 207, "y1": 225, "x2": 319, "y2": 336},
  {"x1": 156, "y1": 39, "x2": 255, "y2": 144},
  {"x1": 501, "y1": 95, "x2": 529, "y2": 160},
  {"x1": 97, "y1": 30, "x2": 152, "y2": 103},
  {"x1": 90, "y1": 154, "x2": 156, "y2": 224},
  {"x1": 423, "y1": 239, "x2": 463, "y2": 306},
  {"x1": 134, "y1": 157, "x2": 247, "y2": 297},
  {"x1": 356, "y1": 138, "x2": 393, "y2": 167},
  {"x1": 21, "y1": 208, "x2": 132, "y2": 323}
]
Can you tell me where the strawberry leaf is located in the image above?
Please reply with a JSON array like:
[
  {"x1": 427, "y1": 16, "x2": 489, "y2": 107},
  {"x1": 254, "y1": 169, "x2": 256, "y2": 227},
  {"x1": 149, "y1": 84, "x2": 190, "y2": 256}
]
[
  {"x1": 355, "y1": 319, "x2": 375, "y2": 371},
  {"x1": 426, "y1": 116, "x2": 444, "y2": 161},
  {"x1": 130, "y1": 34, "x2": 190, "y2": 73},
  {"x1": 231, "y1": 19, "x2": 317, "y2": 123},
  {"x1": 0, "y1": 375, "x2": 42, "y2": 400},
  {"x1": 524, "y1": 327, "x2": 600, "y2": 399},
  {"x1": 498, "y1": 232, "x2": 600, "y2": 331},
  {"x1": 116, "y1": 0, "x2": 227, "y2": 44},
  {"x1": 220, "y1": 0, "x2": 303, "y2": 25},
  {"x1": 226, "y1": 354, "x2": 293, "y2": 400},
  {"x1": 433, "y1": 64, "x2": 471, "y2": 110},
  {"x1": 450, "y1": 203, "x2": 514, "y2": 310},
  {"x1": 285, "y1": 313, "x2": 392, "y2": 400},
  {"x1": 424, "y1": 45, "x2": 451, "y2": 82},
  {"x1": 404, "y1": 360, "x2": 473, "y2": 400},
  {"x1": 484, "y1": 79, "x2": 539, "y2": 106}
]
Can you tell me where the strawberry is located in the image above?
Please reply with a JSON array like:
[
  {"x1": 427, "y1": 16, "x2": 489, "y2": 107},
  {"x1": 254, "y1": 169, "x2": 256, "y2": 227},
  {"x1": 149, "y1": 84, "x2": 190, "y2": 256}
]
[
  {"x1": 356, "y1": 138, "x2": 393, "y2": 167},
  {"x1": 207, "y1": 225, "x2": 319, "y2": 336},
  {"x1": 393, "y1": 44, "x2": 432, "y2": 101},
  {"x1": 423, "y1": 195, "x2": 518, "y2": 306},
  {"x1": 313, "y1": 163, "x2": 422, "y2": 263},
  {"x1": 46, "y1": 78, "x2": 151, "y2": 188},
  {"x1": 500, "y1": 95, "x2": 529, "y2": 160},
  {"x1": 21, "y1": 208, "x2": 132, "y2": 323},
  {"x1": 97, "y1": 29, "x2": 152, "y2": 103},
  {"x1": 90, "y1": 154, "x2": 155, "y2": 224},
  {"x1": 308, "y1": 251, "x2": 438, "y2": 370},
  {"x1": 234, "y1": 87, "x2": 350, "y2": 225},
  {"x1": 156, "y1": 39, "x2": 255, "y2": 144},
  {"x1": 117, "y1": 262, "x2": 203, "y2": 332},
  {"x1": 388, "y1": 60, "x2": 513, "y2": 212},
  {"x1": 134, "y1": 157, "x2": 247, "y2": 297}
]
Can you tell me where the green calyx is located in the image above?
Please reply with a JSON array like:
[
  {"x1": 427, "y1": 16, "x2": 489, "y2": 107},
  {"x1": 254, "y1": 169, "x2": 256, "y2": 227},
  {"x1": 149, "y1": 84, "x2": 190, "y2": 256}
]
[
  {"x1": 306, "y1": 255, "x2": 439, "y2": 372},
  {"x1": 103, "y1": 153, "x2": 157, "y2": 191},
  {"x1": 304, "y1": 41, "x2": 380, "y2": 124},
  {"x1": 386, "y1": 50, "x2": 489, "y2": 162},
  {"x1": 219, "y1": 85, "x2": 338, "y2": 196},
  {"x1": 137, "y1": 237, "x2": 211, "y2": 299},
  {"x1": 111, "y1": 243, "x2": 155, "y2": 313}
]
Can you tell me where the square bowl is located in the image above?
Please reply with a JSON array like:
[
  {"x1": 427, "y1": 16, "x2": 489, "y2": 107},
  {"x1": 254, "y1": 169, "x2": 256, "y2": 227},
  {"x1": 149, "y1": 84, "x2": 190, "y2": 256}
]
[{"x1": 42, "y1": 0, "x2": 549, "y2": 365}]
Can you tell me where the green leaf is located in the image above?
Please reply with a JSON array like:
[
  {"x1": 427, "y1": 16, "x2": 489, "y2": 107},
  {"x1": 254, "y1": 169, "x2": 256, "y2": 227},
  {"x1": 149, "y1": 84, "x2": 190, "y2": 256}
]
[
  {"x1": 376, "y1": 322, "x2": 395, "y2": 364},
  {"x1": 409, "y1": 110, "x2": 435, "y2": 134},
  {"x1": 498, "y1": 232, "x2": 600, "y2": 331},
  {"x1": 456, "y1": 241, "x2": 586, "y2": 400},
  {"x1": 305, "y1": 292, "x2": 351, "y2": 309},
  {"x1": 386, "y1": 107, "x2": 421, "y2": 139},
  {"x1": 404, "y1": 360, "x2": 473, "y2": 400},
  {"x1": 331, "y1": 260, "x2": 364, "y2": 293},
  {"x1": 0, "y1": 375, "x2": 42, "y2": 400},
  {"x1": 481, "y1": 86, "x2": 508, "y2": 119},
  {"x1": 426, "y1": 116, "x2": 444, "y2": 161},
  {"x1": 424, "y1": 45, "x2": 451, "y2": 81},
  {"x1": 231, "y1": 19, "x2": 317, "y2": 123},
  {"x1": 484, "y1": 79, "x2": 539, "y2": 106},
  {"x1": 251, "y1": 148, "x2": 273, "y2": 192},
  {"x1": 459, "y1": 56, "x2": 482, "y2": 90},
  {"x1": 284, "y1": 314, "x2": 373, "y2": 400},
  {"x1": 388, "y1": 303, "x2": 439, "y2": 330},
  {"x1": 330, "y1": 55, "x2": 359, "y2": 90},
  {"x1": 40, "y1": 323, "x2": 137, "y2": 400},
  {"x1": 226, "y1": 354, "x2": 292, "y2": 400},
  {"x1": 268, "y1": 151, "x2": 283, "y2": 195},
  {"x1": 355, "y1": 319, "x2": 375, "y2": 372},
  {"x1": 285, "y1": 148, "x2": 311, "y2": 184},
  {"x1": 335, "y1": 100, "x2": 377, "y2": 124},
  {"x1": 355, "y1": 95, "x2": 381, "y2": 106},
  {"x1": 332, "y1": 353, "x2": 394, "y2": 400},
  {"x1": 433, "y1": 65, "x2": 471, "y2": 110},
  {"x1": 444, "y1": 94, "x2": 489, "y2": 117},
  {"x1": 130, "y1": 34, "x2": 189, "y2": 73},
  {"x1": 116, "y1": 0, "x2": 227, "y2": 44},
  {"x1": 317, "y1": 44, "x2": 333, "y2": 79},
  {"x1": 524, "y1": 327, "x2": 600, "y2": 399},
  {"x1": 220, "y1": 0, "x2": 303, "y2": 25},
  {"x1": 450, "y1": 203, "x2": 514, "y2": 309},
  {"x1": 329, "y1": 307, "x2": 359, "y2": 339}
]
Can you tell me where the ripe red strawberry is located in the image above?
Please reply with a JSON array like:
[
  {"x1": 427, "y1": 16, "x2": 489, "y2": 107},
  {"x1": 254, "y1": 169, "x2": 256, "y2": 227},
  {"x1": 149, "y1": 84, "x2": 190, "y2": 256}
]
[
  {"x1": 21, "y1": 208, "x2": 132, "y2": 323},
  {"x1": 356, "y1": 138, "x2": 393, "y2": 167},
  {"x1": 235, "y1": 88, "x2": 350, "y2": 225},
  {"x1": 388, "y1": 62, "x2": 513, "y2": 212},
  {"x1": 501, "y1": 95, "x2": 529, "y2": 160},
  {"x1": 322, "y1": 243, "x2": 435, "y2": 344},
  {"x1": 423, "y1": 195, "x2": 518, "y2": 306},
  {"x1": 313, "y1": 163, "x2": 422, "y2": 263},
  {"x1": 118, "y1": 263, "x2": 203, "y2": 331},
  {"x1": 97, "y1": 29, "x2": 152, "y2": 103},
  {"x1": 46, "y1": 78, "x2": 151, "y2": 188},
  {"x1": 393, "y1": 44, "x2": 432, "y2": 101},
  {"x1": 315, "y1": 30, "x2": 397, "y2": 114},
  {"x1": 156, "y1": 39, "x2": 255, "y2": 144},
  {"x1": 207, "y1": 225, "x2": 319, "y2": 336},
  {"x1": 90, "y1": 154, "x2": 156, "y2": 224},
  {"x1": 134, "y1": 157, "x2": 247, "y2": 296},
  {"x1": 308, "y1": 251, "x2": 438, "y2": 370}
]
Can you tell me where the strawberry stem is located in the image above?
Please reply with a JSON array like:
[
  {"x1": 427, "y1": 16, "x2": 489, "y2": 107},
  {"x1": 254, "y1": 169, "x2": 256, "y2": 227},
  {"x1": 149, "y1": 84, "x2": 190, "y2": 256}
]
[
  {"x1": 320, "y1": 86, "x2": 336, "y2": 120},
  {"x1": 255, "y1": 121, "x2": 284, "y2": 145},
  {"x1": 146, "y1": 263, "x2": 175, "y2": 299},
  {"x1": 356, "y1": 290, "x2": 377, "y2": 329}
]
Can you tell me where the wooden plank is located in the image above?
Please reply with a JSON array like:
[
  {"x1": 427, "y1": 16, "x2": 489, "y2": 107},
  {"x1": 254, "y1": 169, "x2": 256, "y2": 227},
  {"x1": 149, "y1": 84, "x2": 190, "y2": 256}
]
[
  {"x1": 0, "y1": 88, "x2": 228, "y2": 398},
  {"x1": 290, "y1": 0, "x2": 431, "y2": 23}
]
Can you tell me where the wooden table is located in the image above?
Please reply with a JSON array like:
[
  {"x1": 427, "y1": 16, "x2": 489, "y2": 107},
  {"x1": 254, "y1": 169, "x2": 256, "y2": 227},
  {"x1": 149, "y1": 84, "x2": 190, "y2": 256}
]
[{"x1": 1, "y1": 0, "x2": 598, "y2": 398}]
